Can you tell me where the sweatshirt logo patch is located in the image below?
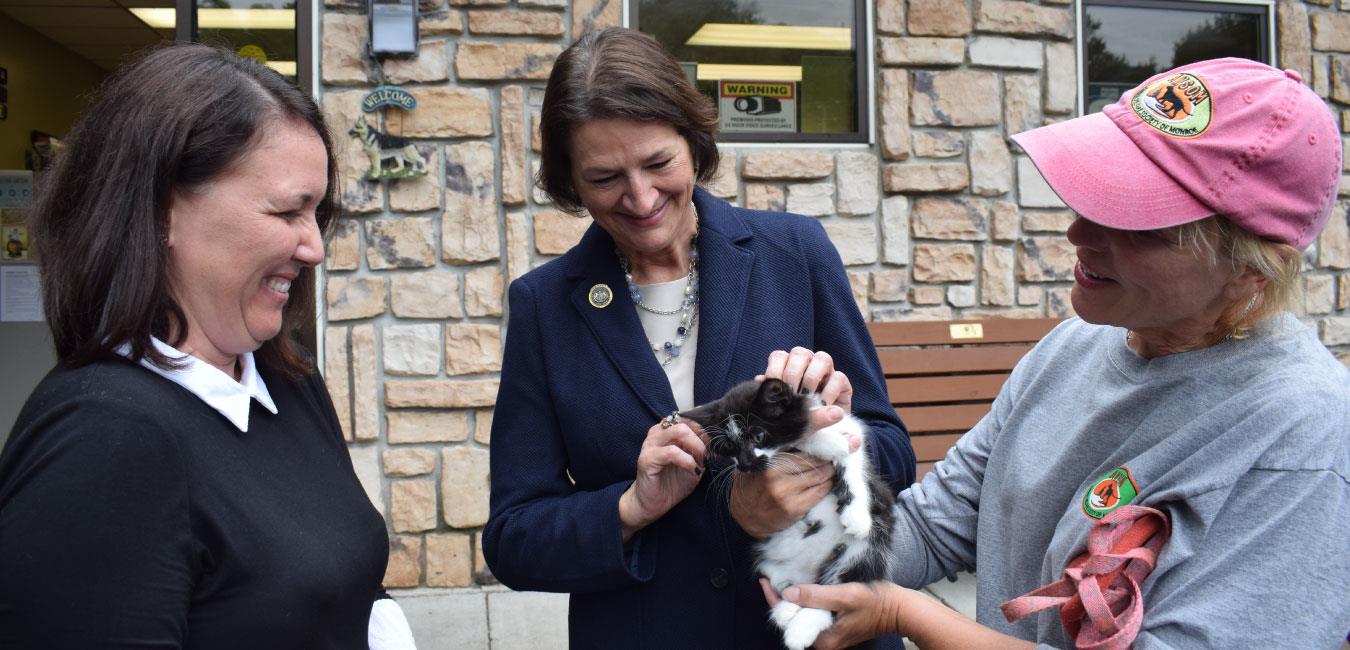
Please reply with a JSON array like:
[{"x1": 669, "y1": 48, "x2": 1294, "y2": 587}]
[
  {"x1": 1083, "y1": 467, "x2": 1138, "y2": 519},
  {"x1": 1130, "y1": 72, "x2": 1213, "y2": 138}
]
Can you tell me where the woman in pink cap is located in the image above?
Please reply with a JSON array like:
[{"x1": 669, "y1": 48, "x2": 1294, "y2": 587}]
[{"x1": 762, "y1": 58, "x2": 1349, "y2": 649}]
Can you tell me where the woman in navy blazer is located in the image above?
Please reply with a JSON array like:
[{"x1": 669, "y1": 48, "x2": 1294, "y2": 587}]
[{"x1": 483, "y1": 28, "x2": 915, "y2": 648}]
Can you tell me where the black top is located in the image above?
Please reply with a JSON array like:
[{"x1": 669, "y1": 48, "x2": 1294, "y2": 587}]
[{"x1": 0, "y1": 355, "x2": 388, "y2": 648}]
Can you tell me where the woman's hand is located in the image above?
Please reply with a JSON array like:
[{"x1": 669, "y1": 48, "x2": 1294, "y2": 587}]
[
  {"x1": 759, "y1": 347, "x2": 854, "y2": 413},
  {"x1": 730, "y1": 450, "x2": 835, "y2": 539},
  {"x1": 761, "y1": 579, "x2": 1037, "y2": 650},
  {"x1": 618, "y1": 420, "x2": 705, "y2": 542},
  {"x1": 727, "y1": 405, "x2": 862, "y2": 539},
  {"x1": 731, "y1": 348, "x2": 862, "y2": 539},
  {"x1": 761, "y1": 579, "x2": 905, "y2": 649}
]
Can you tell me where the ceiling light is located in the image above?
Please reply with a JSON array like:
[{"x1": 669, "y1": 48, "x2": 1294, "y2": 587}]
[
  {"x1": 266, "y1": 61, "x2": 297, "y2": 76},
  {"x1": 128, "y1": 8, "x2": 295, "y2": 30},
  {"x1": 686, "y1": 23, "x2": 852, "y2": 51},
  {"x1": 696, "y1": 64, "x2": 803, "y2": 82}
]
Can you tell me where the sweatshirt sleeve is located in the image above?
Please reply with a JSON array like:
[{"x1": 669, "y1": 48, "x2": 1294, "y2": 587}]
[
  {"x1": 802, "y1": 219, "x2": 916, "y2": 493},
  {"x1": 0, "y1": 394, "x2": 194, "y2": 647},
  {"x1": 482, "y1": 280, "x2": 657, "y2": 593},
  {"x1": 1135, "y1": 436, "x2": 1350, "y2": 647},
  {"x1": 887, "y1": 349, "x2": 1027, "y2": 588}
]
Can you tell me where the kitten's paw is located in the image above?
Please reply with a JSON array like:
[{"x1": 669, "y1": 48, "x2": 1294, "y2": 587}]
[
  {"x1": 801, "y1": 428, "x2": 851, "y2": 461},
  {"x1": 782, "y1": 607, "x2": 834, "y2": 650},
  {"x1": 840, "y1": 502, "x2": 872, "y2": 538},
  {"x1": 769, "y1": 601, "x2": 802, "y2": 631}
]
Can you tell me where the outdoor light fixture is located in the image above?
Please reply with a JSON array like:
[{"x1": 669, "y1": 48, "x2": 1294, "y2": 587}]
[{"x1": 369, "y1": 0, "x2": 419, "y2": 57}]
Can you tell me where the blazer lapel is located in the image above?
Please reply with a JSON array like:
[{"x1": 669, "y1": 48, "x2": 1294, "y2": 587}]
[
  {"x1": 691, "y1": 188, "x2": 754, "y2": 405},
  {"x1": 566, "y1": 223, "x2": 675, "y2": 420}
]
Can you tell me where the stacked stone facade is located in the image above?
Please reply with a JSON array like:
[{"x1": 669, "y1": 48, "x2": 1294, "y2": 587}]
[{"x1": 317, "y1": 0, "x2": 1349, "y2": 645}]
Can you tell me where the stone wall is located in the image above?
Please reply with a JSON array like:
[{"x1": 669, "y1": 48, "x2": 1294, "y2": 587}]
[{"x1": 317, "y1": 0, "x2": 1350, "y2": 646}]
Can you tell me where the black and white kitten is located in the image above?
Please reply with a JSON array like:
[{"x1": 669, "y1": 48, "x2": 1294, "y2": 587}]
[{"x1": 681, "y1": 378, "x2": 896, "y2": 650}]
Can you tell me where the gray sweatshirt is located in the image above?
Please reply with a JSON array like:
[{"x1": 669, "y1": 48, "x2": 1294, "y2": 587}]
[{"x1": 890, "y1": 315, "x2": 1349, "y2": 648}]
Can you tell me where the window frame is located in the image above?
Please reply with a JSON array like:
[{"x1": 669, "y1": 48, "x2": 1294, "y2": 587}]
[
  {"x1": 173, "y1": 0, "x2": 315, "y2": 96},
  {"x1": 1075, "y1": 0, "x2": 1275, "y2": 116},
  {"x1": 627, "y1": 0, "x2": 873, "y2": 144}
]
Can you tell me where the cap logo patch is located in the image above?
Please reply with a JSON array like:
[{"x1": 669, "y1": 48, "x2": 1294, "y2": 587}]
[
  {"x1": 1082, "y1": 466, "x2": 1139, "y2": 520},
  {"x1": 1131, "y1": 72, "x2": 1213, "y2": 138}
]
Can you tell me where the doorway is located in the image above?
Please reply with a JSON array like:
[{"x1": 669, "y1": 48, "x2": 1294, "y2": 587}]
[{"x1": 0, "y1": 0, "x2": 315, "y2": 439}]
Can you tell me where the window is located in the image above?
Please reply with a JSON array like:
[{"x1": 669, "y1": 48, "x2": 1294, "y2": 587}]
[
  {"x1": 129, "y1": 1, "x2": 313, "y2": 93},
  {"x1": 632, "y1": 0, "x2": 869, "y2": 143},
  {"x1": 1081, "y1": 0, "x2": 1272, "y2": 113}
]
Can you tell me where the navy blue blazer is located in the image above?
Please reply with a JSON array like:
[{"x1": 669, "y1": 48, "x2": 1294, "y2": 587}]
[{"x1": 484, "y1": 188, "x2": 915, "y2": 648}]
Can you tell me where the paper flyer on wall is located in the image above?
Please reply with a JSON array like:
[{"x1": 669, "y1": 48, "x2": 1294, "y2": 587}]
[
  {"x1": 1, "y1": 171, "x2": 34, "y2": 264},
  {"x1": 1, "y1": 264, "x2": 42, "y2": 322}
]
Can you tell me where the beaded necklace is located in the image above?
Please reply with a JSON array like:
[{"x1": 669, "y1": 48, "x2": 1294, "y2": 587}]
[{"x1": 616, "y1": 215, "x2": 700, "y2": 368}]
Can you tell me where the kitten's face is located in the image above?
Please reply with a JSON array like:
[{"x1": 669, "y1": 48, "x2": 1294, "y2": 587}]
[{"x1": 680, "y1": 379, "x2": 811, "y2": 472}]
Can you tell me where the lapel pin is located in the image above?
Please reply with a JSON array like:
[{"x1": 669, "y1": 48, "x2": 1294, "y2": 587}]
[{"x1": 588, "y1": 283, "x2": 613, "y2": 308}]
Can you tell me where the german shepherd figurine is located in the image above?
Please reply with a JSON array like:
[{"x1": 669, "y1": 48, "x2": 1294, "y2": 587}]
[{"x1": 348, "y1": 115, "x2": 428, "y2": 179}]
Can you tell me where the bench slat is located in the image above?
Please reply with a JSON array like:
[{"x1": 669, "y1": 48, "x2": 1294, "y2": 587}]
[
  {"x1": 910, "y1": 433, "x2": 962, "y2": 462},
  {"x1": 886, "y1": 373, "x2": 1008, "y2": 405},
  {"x1": 867, "y1": 317, "x2": 1063, "y2": 486},
  {"x1": 914, "y1": 462, "x2": 936, "y2": 483},
  {"x1": 868, "y1": 318, "x2": 1061, "y2": 347},
  {"x1": 897, "y1": 403, "x2": 991, "y2": 433},
  {"x1": 878, "y1": 346, "x2": 1033, "y2": 376}
]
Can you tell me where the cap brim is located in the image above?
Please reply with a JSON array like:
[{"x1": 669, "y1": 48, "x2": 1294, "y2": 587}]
[{"x1": 1011, "y1": 112, "x2": 1213, "y2": 231}]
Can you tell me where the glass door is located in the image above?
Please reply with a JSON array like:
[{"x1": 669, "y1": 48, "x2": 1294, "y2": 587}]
[{"x1": 128, "y1": 1, "x2": 313, "y2": 93}]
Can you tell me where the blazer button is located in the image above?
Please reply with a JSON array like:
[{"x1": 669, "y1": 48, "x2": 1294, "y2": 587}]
[{"x1": 709, "y1": 568, "x2": 729, "y2": 588}]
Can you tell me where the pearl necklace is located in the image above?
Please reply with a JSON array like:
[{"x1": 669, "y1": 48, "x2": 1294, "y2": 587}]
[{"x1": 616, "y1": 218, "x2": 700, "y2": 368}]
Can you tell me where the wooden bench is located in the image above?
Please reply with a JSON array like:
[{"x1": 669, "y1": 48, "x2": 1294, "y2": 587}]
[{"x1": 867, "y1": 318, "x2": 1063, "y2": 481}]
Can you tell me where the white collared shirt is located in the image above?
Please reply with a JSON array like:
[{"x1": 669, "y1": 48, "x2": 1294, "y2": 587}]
[{"x1": 114, "y1": 337, "x2": 277, "y2": 432}]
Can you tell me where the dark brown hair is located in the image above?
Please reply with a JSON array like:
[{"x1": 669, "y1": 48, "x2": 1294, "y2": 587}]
[
  {"x1": 30, "y1": 43, "x2": 337, "y2": 377},
  {"x1": 537, "y1": 27, "x2": 721, "y2": 213}
]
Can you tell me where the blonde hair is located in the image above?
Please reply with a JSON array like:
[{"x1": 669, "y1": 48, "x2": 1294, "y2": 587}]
[{"x1": 1173, "y1": 215, "x2": 1302, "y2": 340}]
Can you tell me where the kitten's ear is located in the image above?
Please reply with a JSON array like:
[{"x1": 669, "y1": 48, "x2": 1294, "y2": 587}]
[
  {"x1": 679, "y1": 403, "x2": 718, "y2": 426},
  {"x1": 757, "y1": 378, "x2": 793, "y2": 405}
]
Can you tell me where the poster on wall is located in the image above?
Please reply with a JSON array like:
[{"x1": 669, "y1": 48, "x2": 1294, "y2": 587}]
[
  {"x1": 718, "y1": 80, "x2": 796, "y2": 133},
  {"x1": 2, "y1": 210, "x2": 27, "y2": 262},
  {"x1": 0, "y1": 171, "x2": 32, "y2": 208},
  {"x1": 0, "y1": 171, "x2": 33, "y2": 264},
  {"x1": 0, "y1": 170, "x2": 41, "y2": 322},
  {"x1": 0, "y1": 264, "x2": 41, "y2": 322}
]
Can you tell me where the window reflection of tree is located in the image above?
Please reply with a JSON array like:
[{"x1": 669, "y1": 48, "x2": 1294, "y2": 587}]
[
  {"x1": 1170, "y1": 13, "x2": 1259, "y2": 68},
  {"x1": 639, "y1": 0, "x2": 763, "y2": 64},
  {"x1": 1086, "y1": 16, "x2": 1159, "y2": 84},
  {"x1": 1087, "y1": 9, "x2": 1260, "y2": 84}
]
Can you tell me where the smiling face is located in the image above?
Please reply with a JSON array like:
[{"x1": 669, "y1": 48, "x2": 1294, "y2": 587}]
[
  {"x1": 166, "y1": 117, "x2": 328, "y2": 371},
  {"x1": 569, "y1": 118, "x2": 698, "y2": 278},
  {"x1": 1066, "y1": 216, "x2": 1255, "y2": 345}
]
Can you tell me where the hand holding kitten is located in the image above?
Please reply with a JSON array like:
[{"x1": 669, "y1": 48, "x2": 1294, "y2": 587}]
[
  {"x1": 758, "y1": 346, "x2": 854, "y2": 413},
  {"x1": 760, "y1": 579, "x2": 907, "y2": 650},
  {"x1": 732, "y1": 348, "x2": 861, "y2": 539}
]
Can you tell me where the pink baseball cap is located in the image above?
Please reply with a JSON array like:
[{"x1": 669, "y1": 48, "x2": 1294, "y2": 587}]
[{"x1": 1012, "y1": 57, "x2": 1341, "y2": 250}]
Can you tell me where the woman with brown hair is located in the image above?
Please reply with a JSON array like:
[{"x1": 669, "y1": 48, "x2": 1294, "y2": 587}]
[
  {"x1": 0, "y1": 45, "x2": 410, "y2": 647},
  {"x1": 483, "y1": 28, "x2": 915, "y2": 647}
]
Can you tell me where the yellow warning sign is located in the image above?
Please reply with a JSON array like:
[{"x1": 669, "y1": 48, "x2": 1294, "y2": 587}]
[
  {"x1": 719, "y1": 80, "x2": 797, "y2": 133},
  {"x1": 720, "y1": 82, "x2": 794, "y2": 99}
]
